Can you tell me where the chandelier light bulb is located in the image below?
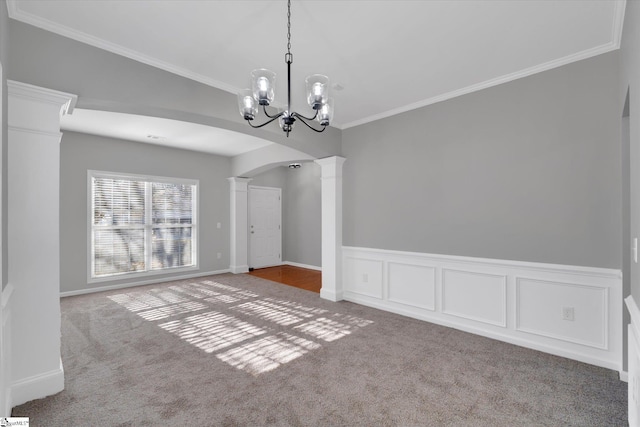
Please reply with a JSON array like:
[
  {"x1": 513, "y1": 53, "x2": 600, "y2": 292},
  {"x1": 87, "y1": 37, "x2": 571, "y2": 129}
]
[
  {"x1": 257, "y1": 78, "x2": 269, "y2": 99},
  {"x1": 318, "y1": 98, "x2": 334, "y2": 126},
  {"x1": 237, "y1": 89, "x2": 257, "y2": 120},
  {"x1": 251, "y1": 69, "x2": 276, "y2": 106},
  {"x1": 313, "y1": 82, "x2": 323, "y2": 96},
  {"x1": 306, "y1": 74, "x2": 329, "y2": 110}
]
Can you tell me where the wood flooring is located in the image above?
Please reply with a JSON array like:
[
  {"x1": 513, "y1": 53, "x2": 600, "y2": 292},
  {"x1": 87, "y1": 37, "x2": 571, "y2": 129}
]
[{"x1": 247, "y1": 265, "x2": 321, "y2": 293}]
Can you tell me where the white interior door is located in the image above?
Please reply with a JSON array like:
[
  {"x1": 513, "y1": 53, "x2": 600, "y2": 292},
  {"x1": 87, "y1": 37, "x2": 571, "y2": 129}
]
[{"x1": 249, "y1": 186, "x2": 282, "y2": 269}]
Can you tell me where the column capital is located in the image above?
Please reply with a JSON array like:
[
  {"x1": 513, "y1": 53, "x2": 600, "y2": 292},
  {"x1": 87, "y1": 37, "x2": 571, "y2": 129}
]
[
  {"x1": 8, "y1": 80, "x2": 77, "y2": 136},
  {"x1": 315, "y1": 156, "x2": 346, "y2": 180},
  {"x1": 227, "y1": 176, "x2": 253, "y2": 183},
  {"x1": 314, "y1": 156, "x2": 346, "y2": 168},
  {"x1": 7, "y1": 80, "x2": 77, "y2": 111},
  {"x1": 227, "y1": 177, "x2": 252, "y2": 192}
]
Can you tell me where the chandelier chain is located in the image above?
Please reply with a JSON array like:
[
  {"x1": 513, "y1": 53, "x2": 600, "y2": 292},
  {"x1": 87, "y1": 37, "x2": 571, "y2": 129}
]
[{"x1": 286, "y1": 0, "x2": 292, "y2": 56}]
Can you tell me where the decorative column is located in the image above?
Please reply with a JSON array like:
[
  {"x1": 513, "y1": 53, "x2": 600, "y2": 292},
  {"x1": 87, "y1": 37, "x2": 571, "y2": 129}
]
[
  {"x1": 228, "y1": 177, "x2": 252, "y2": 274},
  {"x1": 315, "y1": 156, "x2": 346, "y2": 301},
  {"x1": 8, "y1": 81, "x2": 76, "y2": 406}
]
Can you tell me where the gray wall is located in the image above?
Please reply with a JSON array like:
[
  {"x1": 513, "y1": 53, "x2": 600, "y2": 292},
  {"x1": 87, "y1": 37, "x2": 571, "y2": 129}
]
[
  {"x1": 250, "y1": 166, "x2": 287, "y2": 189},
  {"x1": 7, "y1": 9, "x2": 626, "y2": 281},
  {"x1": 60, "y1": 132, "x2": 231, "y2": 293},
  {"x1": 251, "y1": 163, "x2": 322, "y2": 268},
  {"x1": 7, "y1": 20, "x2": 341, "y2": 160},
  {"x1": 284, "y1": 162, "x2": 321, "y2": 267},
  {"x1": 1, "y1": 0, "x2": 9, "y2": 289},
  {"x1": 343, "y1": 51, "x2": 621, "y2": 269}
]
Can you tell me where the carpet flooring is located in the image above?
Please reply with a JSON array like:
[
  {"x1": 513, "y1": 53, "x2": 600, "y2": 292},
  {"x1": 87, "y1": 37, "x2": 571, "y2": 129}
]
[{"x1": 13, "y1": 273, "x2": 627, "y2": 426}]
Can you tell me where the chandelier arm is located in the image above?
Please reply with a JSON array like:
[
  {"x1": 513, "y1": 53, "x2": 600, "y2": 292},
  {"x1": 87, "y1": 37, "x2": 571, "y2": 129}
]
[
  {"x1": 262, "y1": 105, "x2": 281, "y2": 119},
  {"x1": 246, "y1": 114, "x2": 283, "y2": 129},
  {"x1": 293, "y1": 114, "x2": 327, "y2": 133},
  {"x1": 292, "y1": 110, "x2": 318, "y2": 122}
]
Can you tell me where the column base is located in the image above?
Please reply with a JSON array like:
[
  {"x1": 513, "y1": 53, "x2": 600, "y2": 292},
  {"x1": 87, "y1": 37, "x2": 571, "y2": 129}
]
[
  {"x1": 320, "y1": 288, "x2": 343, "y2": 302},
  {"x1": 230, "y1": 265, "x2": 249, "y2": 274}
]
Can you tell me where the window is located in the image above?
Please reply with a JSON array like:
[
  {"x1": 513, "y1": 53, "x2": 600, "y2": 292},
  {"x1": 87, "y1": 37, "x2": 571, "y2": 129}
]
[{"x1": 90, "y1": 171, "x2": 198, "y2": 281}]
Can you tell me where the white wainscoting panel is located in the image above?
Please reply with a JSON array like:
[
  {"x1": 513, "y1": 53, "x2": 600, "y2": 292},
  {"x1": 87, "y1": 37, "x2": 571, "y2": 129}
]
[
  {"x1": 343, "y1": 246, "x2": 622, "y2": 373},
  {"x1": 344, "y1": 257, "x2": 383, "y2": 299},
  {"x1": 442, "y1": 269, "x2": 506, "y2": 327},
  {"x1": 388, "y1": 262, "x2": 436, "y2": 311},
  {"x1": 517, "y1": 278, "x2": 607, "y2": 349}
]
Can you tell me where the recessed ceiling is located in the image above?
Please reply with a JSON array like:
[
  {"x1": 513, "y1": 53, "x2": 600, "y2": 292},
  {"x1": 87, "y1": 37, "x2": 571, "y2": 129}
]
[{"x1": 8, "y1": 0, "x2": 625, "y2": 130}]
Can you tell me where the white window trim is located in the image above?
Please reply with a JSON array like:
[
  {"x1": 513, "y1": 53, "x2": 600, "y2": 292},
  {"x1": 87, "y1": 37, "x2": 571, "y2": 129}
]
[{"x1": 87, "y1": 170, "x2": 199, "y2": 284}]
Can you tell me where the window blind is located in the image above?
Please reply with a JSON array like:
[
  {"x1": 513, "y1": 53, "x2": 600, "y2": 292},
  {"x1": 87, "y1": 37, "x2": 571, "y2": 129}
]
[
  {"x1": 151, "y1": 182, "x2": 194, "y2": 270},
  {"x1": 91, "y1": 173, "x2": 197, "y2": 280}
]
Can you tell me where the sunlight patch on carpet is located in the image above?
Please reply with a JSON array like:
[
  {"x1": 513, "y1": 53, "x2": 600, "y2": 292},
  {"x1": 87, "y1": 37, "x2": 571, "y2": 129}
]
[
  {"x1": 159, "y1": 311, "x2": 266, "y2": 353},
  {"x1": 204, "y1": 290, "x2": 259, "y2": 305},
  {"x1": 231, "y1": 299, "x2": 326, "y2": 326},
  {"x1": 264, "y1": 298, "x2": 328, "y2": 316},
  {"x1": 108, "y1": 289, "x2": 190, "y2": 311},
  {"x1": 202, "y1": 280, "x2": 242, "y2": 293},
  {"x1": 169, "y1": 283, "x2": 223, "y2": 299},
  {"x1": 107, "y1": 278, "x2": 374, "y2": 375},
  {"x1": 137, "y1": 301, "x2": 208, "y2": 321},
  {"x1": 216, "y1": 332, "x2": 321, "y2": 375},
  {"x1": 293, "y1": 314, "x2": 373, "y2": 342}
]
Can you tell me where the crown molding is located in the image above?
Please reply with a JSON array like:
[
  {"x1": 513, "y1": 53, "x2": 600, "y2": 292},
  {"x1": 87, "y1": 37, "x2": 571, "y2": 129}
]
[
  {"x1": 612, "y1": 0, "x2": 627, "y2": 49},
  {"x1": 6, "y1": 0, "x2": 241, "y2": 95},
  {"x1": 7, "y1": 0, "x2": 627, "y2": 132},
  {"x1": 342, "y1": 0, "x2": 627, "y2": 129},
  {"x1": 342, "y1": 39, "x2": 621, "y2": 129}
]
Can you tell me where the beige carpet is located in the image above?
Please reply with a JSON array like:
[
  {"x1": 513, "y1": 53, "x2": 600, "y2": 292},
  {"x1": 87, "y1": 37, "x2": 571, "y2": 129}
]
[{"x1": 13, "y1": 273, "x2": 626, "y2": 426}]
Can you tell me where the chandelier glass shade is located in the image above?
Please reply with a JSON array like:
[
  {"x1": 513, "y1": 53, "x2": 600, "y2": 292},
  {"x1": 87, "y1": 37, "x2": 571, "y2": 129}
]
[{"x1": 237, "y1": 0, "x2": 333, "y2": 137}]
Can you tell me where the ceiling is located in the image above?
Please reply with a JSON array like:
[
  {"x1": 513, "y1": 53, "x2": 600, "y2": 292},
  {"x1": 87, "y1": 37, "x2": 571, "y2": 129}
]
[{"x1": 8, "y1": 0, "x2": 626, "y2": 154}]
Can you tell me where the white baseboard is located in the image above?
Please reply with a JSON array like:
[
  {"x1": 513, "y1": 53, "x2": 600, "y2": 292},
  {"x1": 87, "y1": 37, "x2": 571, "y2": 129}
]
[
  {"x1": 3, "y1": 389, "x2": 11, "y2": 418},
  {"x1": 621, "y1": 370, "x2": 629, "y2": 382},
  {"x1": 284, "y1": 261, "x2": 322, "y2": 271},
  {"x1": 60, "y1": 269, "x2": 230, "y2": 297},
  {"x1": 11, "y1": 358, "x2": 64, "y2": 407},
  {"x1": 343, "y1": 246, "x2": 623, "y2": 373}
]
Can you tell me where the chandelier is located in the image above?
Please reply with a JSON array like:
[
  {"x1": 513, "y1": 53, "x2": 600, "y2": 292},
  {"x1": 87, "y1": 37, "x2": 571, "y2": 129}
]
[{"x1": 237, "y1": 0, "x2": 333, "y2": 137}]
